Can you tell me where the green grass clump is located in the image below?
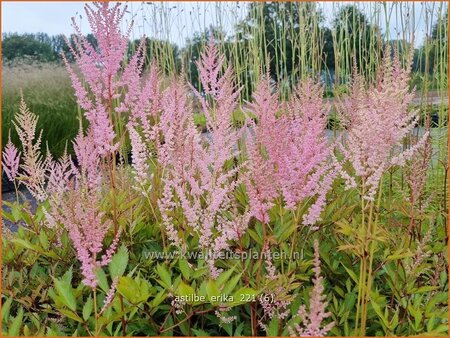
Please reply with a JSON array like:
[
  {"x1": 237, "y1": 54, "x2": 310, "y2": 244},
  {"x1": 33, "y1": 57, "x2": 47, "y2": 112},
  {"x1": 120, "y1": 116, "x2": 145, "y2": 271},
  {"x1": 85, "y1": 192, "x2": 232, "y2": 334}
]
[{"x1": 2, "y1": 61, "x2": 80, "y2": 157}]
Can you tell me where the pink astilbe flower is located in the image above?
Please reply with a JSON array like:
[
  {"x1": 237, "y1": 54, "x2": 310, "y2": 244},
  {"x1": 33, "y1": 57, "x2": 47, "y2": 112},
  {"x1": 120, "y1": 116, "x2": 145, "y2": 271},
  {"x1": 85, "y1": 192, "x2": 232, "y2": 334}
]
[
  {"x1": 245, "y1": 76, "x2": 335, "y2": 226},
  {"x1": 244, "y1": 76, "x2": 279, "y2": 223},
  {"x1": 52, "y1": 187, "x2": 114, "y2": 288},
  {"x1": 71, "y1": 126, "x2": 102, "y2": 190},
  {"x1": 157, "y1": 80, "x2": 205, "y2": 247},
  {"x1": 2, "y1": 132, "x2": 21, "y2": 182},
  {"x1": 62, "y1": 2, "x2": 130, "y2": 156},
  {"x1": 404, "y1": 119, "x2": 432, "y2": 235},
  {"x1": 99, "y1": 277, "x2": 119, "y2": 315},
  {"x1": 279, "y1": 80, "x2": 332, "y2": 212},
  {"x1": 116, "y1": 43, "x2": 162, "y2": 140},
  {"x1": 63, "y1": 2, "x2": 163, "y2": 156},
  {"x1": 46, "y1": 147, "x2": 74, "y2": 199},
  {"x1": 128, "y1": 124, "x2": 151, "y2": 193},
  {"x1": 289, "y1": 240, "x2": 334, "y2": 337},
  {"x1": 338, "y1": 48, "x2": 429, "y2": 201},
  {"x1": 157, "y1": 42, "x2": 250, "y2": 277}
]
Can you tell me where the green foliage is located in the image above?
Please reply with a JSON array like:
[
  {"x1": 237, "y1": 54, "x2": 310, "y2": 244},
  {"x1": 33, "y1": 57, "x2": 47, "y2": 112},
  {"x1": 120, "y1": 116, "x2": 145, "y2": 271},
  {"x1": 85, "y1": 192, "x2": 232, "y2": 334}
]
[{"x1": 2, "y1": 162, "x2": 447, "y2": 336}]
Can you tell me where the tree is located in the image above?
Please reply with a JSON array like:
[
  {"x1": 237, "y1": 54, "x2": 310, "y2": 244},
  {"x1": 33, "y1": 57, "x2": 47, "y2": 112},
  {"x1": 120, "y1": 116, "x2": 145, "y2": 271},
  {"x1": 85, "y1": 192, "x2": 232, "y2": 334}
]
[{"x1": 2, "y1": 33, "x2": 56, "y2": 62}]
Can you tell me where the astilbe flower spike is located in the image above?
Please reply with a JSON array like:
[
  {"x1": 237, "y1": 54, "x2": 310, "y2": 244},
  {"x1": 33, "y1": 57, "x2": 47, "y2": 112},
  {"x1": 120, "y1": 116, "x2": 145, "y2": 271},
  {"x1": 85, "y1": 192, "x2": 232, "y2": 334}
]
[
  {"x1": 157, "y1": 41, "x2": 250, "y2": 277},
  {"x1": 244, "y1": 75, "x2": 279, "y2": 224},
  {"x1": 128, "y1": 124, "x2": 152, "y2": 194},
  {"x1": 100, "y1": 277, "x2": 119, "y2": 315},
  {"x1": 2, "y1": 132, "x2": 21, "y2": 183},
  {"x1": 12, "y1": 97, "x2": 48, "y2": 201},
  {"x1": 338, "y1": 47, "x2": 429, "y2": 201},
  {"x1": 245, "y1": 75, "x2": 336, "y2": 226},
  {"x1": 63, "y1": 2, "x2": 163, "y2": 157},
  {"x1": 288, "y1": 240, "x2": 335, "y2": 337},
  {"x1": 51, "y1": 187, "x2": 115, "y2": 288}
]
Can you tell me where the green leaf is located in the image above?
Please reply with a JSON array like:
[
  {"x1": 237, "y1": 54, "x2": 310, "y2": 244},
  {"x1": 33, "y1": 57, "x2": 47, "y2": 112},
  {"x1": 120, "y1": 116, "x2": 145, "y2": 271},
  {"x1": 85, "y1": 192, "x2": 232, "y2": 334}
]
[
  {"x1": 11, "y1": 238, "x2": 59, "y2": 259},
  {"x1": 11, "y1": 238, "x2": 37, "y2": 251},
  {"x1": 223, "y1": 273, "x2": 242, "y2": 296},
  {"x1": 339, "y1": 292, "x2": 356, "y2": 316},
  {"x1": 11, "y1": 203, "x2": 22, "y2": 223},
  {"x1": 206, "y1": 279, "x2": 220, "y2": 303},
  {"x1": 371, "y1": 299, "x2": 389, "y2": 329},
  {"x1": 108, "y1": 245, "x2": 129, "y2": 278},
  {"x1": 342, "y1": 264, "x2": 358, "y2": 284},
  {"x1": 267, "y1": 317, "x2": 279, "y2": 336},
  {"x1": 216, "y1": 265, "x2": 236, "y2": 287},
  {"x1": 53, "y1": 276, "x2": 77, "y2": 312},
  {"x1": 8, "y1": 307, "x2": 23, "y2": 336},
  {"x1": 117, "y1": 276, "x2": 139, "y2": 302},
  {"x1": 117, "y1": 277, "x2": 151, "y2": 304},
  {"x1": 39, "y1": 231, "x2": 49, "y2": 250},
  {"x1": 247, "y1": 229, "x2": 263, "y2": 246},
  {"x1": 177, "y1": 281, "x2": 196, "y2": 305},
  {"x1": 2, "y1": 297, "x2": 12, "y2": 322},
  {"x1": 95, "y1": 268, "x2": 109, "y2": 293},
  {"x1": 156, "y1": 264, "x2": 172, "y2": 289},
  {"x1": 386, "y1": 249, "x2": 413, "y2": 261},
  {"x1": 61, "y1": 268, "x2": 73, "y2": 285},
  {"x1": 151, "y1": 289, "x2": 167, "y2": 310},
  {"x1": 234, "y1": 322, "x2": 245, "y2": 336},
  {"x1": 414, "y1": 286, "x2": 439, "y2": 294},
  {"x1": 59, "y1": 309, "x2": 83, "y2": 323},
  {"x1": 192, "y1": 328, "x2": 210, "y2": 336},
  {"x1": 82, "y1": 296, "x2": 93, "y2": 321},
  {"x1": 178, "y1": 258, "x2": 191, "y2": 280}
]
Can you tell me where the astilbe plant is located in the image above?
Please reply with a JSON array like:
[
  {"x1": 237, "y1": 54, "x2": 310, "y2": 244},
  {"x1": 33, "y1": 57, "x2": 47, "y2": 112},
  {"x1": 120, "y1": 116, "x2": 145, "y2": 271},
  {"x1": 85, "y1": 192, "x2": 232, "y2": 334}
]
[
  {"x1": 4, "y1": 96, "x2": 121, "y2": 290},
  {"x1": 155, "y1": 40, "x2": 251, "y2": 277},
  {"x1": 51, "y1": 1, "x2": 162, "y2": 287},
  {"x1": 336, "y1": 48, "x2": 430, "y2": 335},
  {"x1": 49, "y1": 187, "x2": 119, "y2": 288},
  {"x1": 245, "y1": 75, "x2": 336, "y2": 227},
  {"x1": 338, "y1": 48, "x2": 429, "y2": 201},
  {"x1": 1, "y1": 2, "x2": 147, "y2": 289}
]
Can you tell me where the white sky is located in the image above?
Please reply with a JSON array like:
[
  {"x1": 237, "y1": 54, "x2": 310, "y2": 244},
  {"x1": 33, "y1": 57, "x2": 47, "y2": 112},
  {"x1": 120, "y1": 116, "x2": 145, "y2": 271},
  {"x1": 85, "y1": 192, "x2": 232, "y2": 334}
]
[{"x1": 1, "y1": 1, "x2": 446, "y2": 47}]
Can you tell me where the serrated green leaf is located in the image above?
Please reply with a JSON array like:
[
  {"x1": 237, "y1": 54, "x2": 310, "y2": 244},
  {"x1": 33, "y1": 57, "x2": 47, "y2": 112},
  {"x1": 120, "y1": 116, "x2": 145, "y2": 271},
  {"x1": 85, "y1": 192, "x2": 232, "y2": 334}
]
[
  {"x1": 39, "y1": 231, "x2": 49, "y2": 250},
  {"x1": 267, "y1": 317, "x2": 279, "y2": 336},
  {"x1": 177, "y1": 281, "x2": 195, "y2": 296},
  {"x1": 342, "y1": 264, "x2": 358, "y2": 284},
  {"x1": 192, "y1": 328, "x2": 210, "y2": 336},
  {"x1": 156, "y1": 264, "x2": 172, "y2": 289},
  {"x1": 82, "y1": 296, "x2": 93, "y2": 321},
  {"x1": 53, "y1": 277, "x2": 76, "y2": 312},
  {"x1": 109, "y1": 245, "x2": 129, "y2": 278},
  {"x1": 223, "y1": 273, "x2": 242, "y2": 296},
  {"x1": 206, "y1": 279, "x2": 220, "y2": 302},
  {"x1": 95, "y1": 268, "x2": 109, "y2": 293},
  {"x1": 216, "y1": 265, "x2": 236, "y2": 287},
  {"x1": 414, "y1": 286, "x2": 439, "y2": 294},
  {"x1": 178, "y1": 258, "x2": 191, "y2": 280}
]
